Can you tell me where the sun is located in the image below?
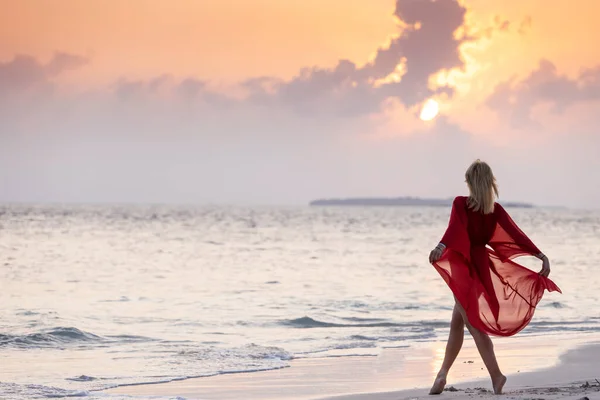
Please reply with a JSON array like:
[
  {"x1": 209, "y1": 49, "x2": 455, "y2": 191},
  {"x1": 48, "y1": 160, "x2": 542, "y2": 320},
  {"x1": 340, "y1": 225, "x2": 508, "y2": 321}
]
[{"x1": 419, "y1": 99, "x2": 440, "y2": 121}]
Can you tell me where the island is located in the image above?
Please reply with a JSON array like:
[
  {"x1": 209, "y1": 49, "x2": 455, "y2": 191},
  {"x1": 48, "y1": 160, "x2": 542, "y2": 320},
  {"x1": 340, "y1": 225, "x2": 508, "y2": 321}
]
[{"x1": 309, "y1": 197, "x2": 534, "y2": 208}]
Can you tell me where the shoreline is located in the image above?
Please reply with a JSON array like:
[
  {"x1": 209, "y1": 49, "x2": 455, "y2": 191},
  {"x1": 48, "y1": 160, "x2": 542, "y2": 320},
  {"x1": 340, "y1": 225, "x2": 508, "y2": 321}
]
[
  {"x1": 319, "y1": 338, "x2": 600, "y2": 400},
  {"x1": 105, "y1": 332, "x2": 600, "y2": 400}
]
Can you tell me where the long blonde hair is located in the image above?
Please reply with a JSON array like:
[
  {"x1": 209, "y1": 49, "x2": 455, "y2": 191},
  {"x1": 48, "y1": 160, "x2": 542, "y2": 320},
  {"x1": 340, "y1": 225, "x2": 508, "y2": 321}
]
[{"x1": 465, "y1": 159, "x2": 499, "y2": 214}]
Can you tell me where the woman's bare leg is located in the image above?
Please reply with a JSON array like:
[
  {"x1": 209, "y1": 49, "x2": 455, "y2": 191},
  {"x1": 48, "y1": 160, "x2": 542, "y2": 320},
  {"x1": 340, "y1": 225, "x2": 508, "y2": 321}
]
[
  {"x1": 455, "y1": 302, "x2": 506, "y2": 394},
  {"x1": 430, "y1": 304, "x2": 465, "y2": 394}
]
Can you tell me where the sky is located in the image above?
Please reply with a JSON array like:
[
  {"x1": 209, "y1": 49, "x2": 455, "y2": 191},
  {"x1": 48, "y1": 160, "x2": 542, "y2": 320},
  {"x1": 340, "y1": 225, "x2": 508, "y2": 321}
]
[{"x1": 1, "y1": 0, "x2": 599, "y2": 208}]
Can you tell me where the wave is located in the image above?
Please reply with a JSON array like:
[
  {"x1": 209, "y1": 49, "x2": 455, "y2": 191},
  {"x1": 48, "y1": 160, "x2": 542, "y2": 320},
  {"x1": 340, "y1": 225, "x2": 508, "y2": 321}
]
[
  {"x1": 0, "y1": 343, "x2": 294, "y2": 398},
  {"x1": 281, "y1": 315, "x2": 600, "y2": 333},
  {"x1": 0, "y1": 327, "x2": 152, "y2": 349},
  {"x1": 281, "y1": 316, "x2": 447, "y2": 329},
  {"x1": 65, "y1": 376, "x2": 98, "y2": 382},
  {"x1": 0, "y1": 382, "x2": 90, "y2": 399},
  {"x1": 96, "y1": 345, "x2": 293, "y2": 395},
  {"x1": 176, "y1": 343, "x2": 293, "y2": 362},
  {"x1": 541, "y1": 301, "x2": 569, "y2": 309},
  {"x1": 0, "y1": 327, "x2": 102, "y2": 348},
  {"x1": 283, "y1": 316, "x2": 399, "y2": 328}
]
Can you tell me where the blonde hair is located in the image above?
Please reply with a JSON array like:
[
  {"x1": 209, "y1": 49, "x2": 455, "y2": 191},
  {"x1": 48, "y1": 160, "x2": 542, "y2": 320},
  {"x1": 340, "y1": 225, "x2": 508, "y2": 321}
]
[{"x1": 465, "y1": 159, "x2": 499, "y2": 214}]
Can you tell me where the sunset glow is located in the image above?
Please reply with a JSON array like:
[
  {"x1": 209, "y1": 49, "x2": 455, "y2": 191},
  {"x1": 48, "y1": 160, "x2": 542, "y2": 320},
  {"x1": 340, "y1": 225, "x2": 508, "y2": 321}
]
[{"x1": 1, "y1": 0, "x2": 599, "y2": 208}]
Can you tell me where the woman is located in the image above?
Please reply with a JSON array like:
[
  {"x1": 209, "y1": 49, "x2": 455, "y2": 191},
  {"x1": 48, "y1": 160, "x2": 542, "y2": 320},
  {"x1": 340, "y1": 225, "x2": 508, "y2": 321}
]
[{"x1": 428, "y1": 160, "x2": 561, "y2": 395}]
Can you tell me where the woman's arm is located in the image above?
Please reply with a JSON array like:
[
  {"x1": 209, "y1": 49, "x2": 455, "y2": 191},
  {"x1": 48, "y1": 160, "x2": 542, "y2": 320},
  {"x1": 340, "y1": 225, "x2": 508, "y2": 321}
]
[
  {"x1": 489, "y1": 203, "x2": 541, "y2": 259},
  {"x1": 490, "y1": 203, "x2": 551, "y2": 276},
  {"x1": 430, "y1": 197, "x2": 470, "y2": 263},
  {"x1": 429, "y1": 242, "x2": 446, "y2": 263}
]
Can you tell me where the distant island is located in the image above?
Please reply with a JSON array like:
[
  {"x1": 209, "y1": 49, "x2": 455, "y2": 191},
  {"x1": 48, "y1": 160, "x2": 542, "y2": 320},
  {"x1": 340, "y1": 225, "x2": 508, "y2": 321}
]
[{"x1": 309, "y1": 197, "x2": 534, "y2": 208}]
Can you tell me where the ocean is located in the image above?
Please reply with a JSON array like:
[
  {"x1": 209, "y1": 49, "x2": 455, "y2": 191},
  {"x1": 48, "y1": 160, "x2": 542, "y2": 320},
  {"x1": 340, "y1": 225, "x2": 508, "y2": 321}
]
[{"x1": 1, "y1": 203, "x2": 598, "y2": 399}]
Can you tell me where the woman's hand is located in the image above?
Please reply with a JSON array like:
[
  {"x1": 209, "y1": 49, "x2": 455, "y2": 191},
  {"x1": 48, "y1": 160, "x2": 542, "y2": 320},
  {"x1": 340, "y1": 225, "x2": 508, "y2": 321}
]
[
  {"x1": 429, "y1": 244, "x2": 445, "y2": 264},
  {"x1": 539, "y1": 255, "x2": 551, "y2": 277}
]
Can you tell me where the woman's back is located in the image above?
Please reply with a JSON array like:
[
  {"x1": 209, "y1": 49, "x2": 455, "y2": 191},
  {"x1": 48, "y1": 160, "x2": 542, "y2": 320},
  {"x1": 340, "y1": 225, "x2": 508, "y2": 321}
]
[{"x1": 465, "y1": 198, "x2": 498, "y2": 247}]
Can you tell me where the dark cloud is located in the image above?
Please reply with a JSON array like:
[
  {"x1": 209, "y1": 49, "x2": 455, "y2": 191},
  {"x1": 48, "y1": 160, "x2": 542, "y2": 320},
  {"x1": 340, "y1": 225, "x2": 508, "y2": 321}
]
[
  {"x1": 177, "y1": 78, "x2": 207, "y2": 100},
  {"x1": 113, "y1": 75, "x2": 173, "y2": 100},
  {"x1": 254, "y1": 60, "x2": 379, "y2": 117},
  {"x1": 0, "y1": 0, "x2": 476, "y2": 121},
  {"x1": 366, "y1": 0, "x2": 469, "y2": 81},
  {"x1": 114, "y1": 79, "x2": 147, "y2": 100},
  {"x1": 0, "y1": 6, "x2": 598, "y2": 207},
  {"x1": 385, "y1": 0, "x2": 468, "y2": 95},
  {"x1": 1, "y1": 0, "x2": 498, "y2": 119},
  {"x1": 111, "y1": 75, "x2": 233, "y2": 109},
  {"x1": 486, "y1": 59, "x2": 600, "y2": 126},
  {"x1": 45, "y1": 52, "x2": 89, "y2": 75},
  {"x1": 0, "y1": 52, "x2": 88, "y2": 93},
  {"x1": 245, "y1": 0, "x2": 473, "y2": 116}
]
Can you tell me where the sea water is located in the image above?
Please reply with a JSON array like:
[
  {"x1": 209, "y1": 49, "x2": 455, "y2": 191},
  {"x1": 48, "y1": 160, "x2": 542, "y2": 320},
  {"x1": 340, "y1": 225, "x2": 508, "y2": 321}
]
[{"x1": 1, "y1": 203, "x2": 598, "y2": 399}]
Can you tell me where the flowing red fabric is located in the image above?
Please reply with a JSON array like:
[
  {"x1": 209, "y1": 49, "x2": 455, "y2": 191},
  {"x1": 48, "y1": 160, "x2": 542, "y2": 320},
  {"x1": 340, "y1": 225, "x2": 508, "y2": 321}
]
[{"x1": 432, "y1": 196, "x2": 561, "y2": 337}]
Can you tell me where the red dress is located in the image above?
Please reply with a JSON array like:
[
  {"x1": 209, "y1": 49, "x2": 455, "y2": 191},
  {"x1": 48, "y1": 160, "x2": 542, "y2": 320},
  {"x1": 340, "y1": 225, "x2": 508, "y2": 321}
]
[{"x1": 432, "y1": 196, "x2": 561, "y2": 336}]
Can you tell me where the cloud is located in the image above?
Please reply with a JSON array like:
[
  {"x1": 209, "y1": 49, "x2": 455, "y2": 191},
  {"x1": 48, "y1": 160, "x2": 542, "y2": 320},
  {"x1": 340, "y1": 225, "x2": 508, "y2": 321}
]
[
  {"x1": 486, "y1": 59, "x2": 600, "y2": 127},
  {"x1": 0, "y1": 52, "x2": 88, "y2": 93},
  {"x1": 49, "y1": 0, "x2": 477, "y2": 122},
  {"x1": 243, "y1": 0, "x2": 475, "y2": 116},
  {"x1": 1, "y1": 0, "x2": 500, "y2": 121},
  {"x1": 45, "y1": 52, "x2": 89, "y2": 75},
  {"x1": 1, "y1": 2, "x2": 599, "y2": 208}
]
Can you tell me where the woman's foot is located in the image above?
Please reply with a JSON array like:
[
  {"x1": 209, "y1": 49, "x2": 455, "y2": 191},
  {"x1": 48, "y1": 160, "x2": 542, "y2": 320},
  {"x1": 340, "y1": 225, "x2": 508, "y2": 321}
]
[
  {"x1": 429, "y1": 375, "x2": 447, "y2": 395},
  {"x1": 492, "y1": 374, "x2": 507, "y2": 394}
]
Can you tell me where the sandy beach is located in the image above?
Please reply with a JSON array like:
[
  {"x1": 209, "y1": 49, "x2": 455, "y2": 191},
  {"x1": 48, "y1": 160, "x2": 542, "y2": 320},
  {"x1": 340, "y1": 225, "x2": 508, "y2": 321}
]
[{"x1": 106, "y1": 332, "x2": 600, "y2": 400}]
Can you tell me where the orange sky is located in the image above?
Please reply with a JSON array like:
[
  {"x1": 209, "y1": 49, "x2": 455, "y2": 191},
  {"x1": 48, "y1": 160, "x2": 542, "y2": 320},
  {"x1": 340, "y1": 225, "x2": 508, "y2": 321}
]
[
  {"x1": 2, "y1": 0, "x2": 599, "y2": 140},
  {"x1": 1, "y1": 0, "x2": 397, "y2": 84},
  {"x1": 2, "y1": 0, "x2": 599, "y2": 86},
  {"x1": 2, "y1": 0, "x2": 600, "y2": 207}
]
